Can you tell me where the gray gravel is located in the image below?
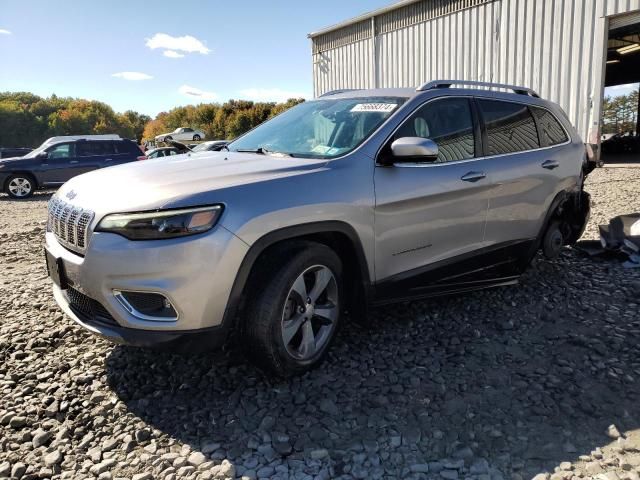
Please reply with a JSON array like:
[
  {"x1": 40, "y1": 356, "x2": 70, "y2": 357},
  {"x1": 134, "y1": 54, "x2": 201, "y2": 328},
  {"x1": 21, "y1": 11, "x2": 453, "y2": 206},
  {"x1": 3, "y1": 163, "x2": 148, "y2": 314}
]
[{"x1": 1, "y1": 167, "x2": 640, "y2": 480}]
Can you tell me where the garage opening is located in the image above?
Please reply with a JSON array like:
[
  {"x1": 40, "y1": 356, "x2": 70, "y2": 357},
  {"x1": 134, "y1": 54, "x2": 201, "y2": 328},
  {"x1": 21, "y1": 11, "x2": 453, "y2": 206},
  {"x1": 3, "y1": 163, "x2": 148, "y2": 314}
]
[{"x1": 601, "y1": 16, "x2": 640, "y2": 164}]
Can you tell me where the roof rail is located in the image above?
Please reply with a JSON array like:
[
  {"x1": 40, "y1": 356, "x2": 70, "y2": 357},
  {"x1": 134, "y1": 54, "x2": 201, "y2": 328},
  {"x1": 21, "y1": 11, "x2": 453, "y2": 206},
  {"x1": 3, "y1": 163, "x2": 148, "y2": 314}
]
[
  {"x1": 319, "y1": 89, "x2": 362, "y2": 97},
  {"x1": 417, "y1": 80, "x2": 539, "y2": 98},
  {"x1": 42, "y1": 134, "x2": 122, "y2": 145}
]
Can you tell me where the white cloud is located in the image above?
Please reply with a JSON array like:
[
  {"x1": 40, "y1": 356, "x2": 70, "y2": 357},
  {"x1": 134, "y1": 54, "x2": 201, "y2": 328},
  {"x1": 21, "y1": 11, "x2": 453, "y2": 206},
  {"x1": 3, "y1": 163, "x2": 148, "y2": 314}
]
[
  {"x1": 238, "y1": 88, "x2": 309, "y2": 103},
  {"x1": 112, "y1": 72, "x2": 153, "y2": 81},
  {"x1": 163, "y1": 50, "x2": 185, "y2": 58},
  {"x1": 178, "y1": 85, "x2": 218, "y2": 100},
  {"x1": 0, "y1": 29, "x2": 11, "y2": 35},
  {"x1": 146, "y1": 33, "x2": 210, "y2": 55}
]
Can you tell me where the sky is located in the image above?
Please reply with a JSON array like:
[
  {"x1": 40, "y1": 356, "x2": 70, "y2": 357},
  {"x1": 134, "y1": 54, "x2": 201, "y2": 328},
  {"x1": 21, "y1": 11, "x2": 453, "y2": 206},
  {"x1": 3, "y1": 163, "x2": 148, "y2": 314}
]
[
  {"x1": 0, "y1": 0, "x2": 391, "y2": 117},
  {"x1": 604, "y1": 83, "x2": 640, "y2": 98}
]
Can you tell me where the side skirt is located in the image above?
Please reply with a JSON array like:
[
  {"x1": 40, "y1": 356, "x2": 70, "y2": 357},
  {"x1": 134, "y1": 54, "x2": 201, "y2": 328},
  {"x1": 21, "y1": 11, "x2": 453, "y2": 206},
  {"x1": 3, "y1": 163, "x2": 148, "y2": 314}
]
[{"x1": 372, "y1": 239, "x2": 535, "y2": 305}]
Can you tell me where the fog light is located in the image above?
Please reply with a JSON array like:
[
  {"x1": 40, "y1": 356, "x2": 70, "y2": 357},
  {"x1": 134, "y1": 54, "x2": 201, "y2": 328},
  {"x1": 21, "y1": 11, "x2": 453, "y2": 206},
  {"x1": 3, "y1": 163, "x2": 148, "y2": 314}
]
[{"x1": 113, "y1": 290, "x2": 178, "y2": 321}]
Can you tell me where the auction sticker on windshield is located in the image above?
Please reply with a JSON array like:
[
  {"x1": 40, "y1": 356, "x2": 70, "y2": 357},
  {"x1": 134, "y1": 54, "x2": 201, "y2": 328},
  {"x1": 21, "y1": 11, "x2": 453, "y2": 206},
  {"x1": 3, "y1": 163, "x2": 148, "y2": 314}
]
[{"x1": 350, "y1": 103, "x2": 398, "y2": 113}]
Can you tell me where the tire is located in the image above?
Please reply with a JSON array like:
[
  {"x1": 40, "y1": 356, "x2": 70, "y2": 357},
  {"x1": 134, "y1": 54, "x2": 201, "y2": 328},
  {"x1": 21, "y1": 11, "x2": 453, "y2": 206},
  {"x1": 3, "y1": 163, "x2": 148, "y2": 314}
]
[
  {"x1": 164, "y1": 136, "x2": 172, "y2": 142},
  {"x1": 244, "y1": 242, "x2": 343, "y2": 377},
  {"x1": 193, "y1": 134, "x2": 201, "y2": 141},
  {"x1": 542, "y1": 220, "x2": 564, "y2": 259},
  {"x1": 5, "y1": 174, "x2": 35, "y2": 199}
]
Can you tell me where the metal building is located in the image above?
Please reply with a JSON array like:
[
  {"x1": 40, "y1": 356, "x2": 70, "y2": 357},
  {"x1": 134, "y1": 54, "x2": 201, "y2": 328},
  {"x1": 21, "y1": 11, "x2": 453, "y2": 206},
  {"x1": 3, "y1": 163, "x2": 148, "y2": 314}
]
[{"x1": 309, "y1": 0, "x2": 640, "y2": 155}]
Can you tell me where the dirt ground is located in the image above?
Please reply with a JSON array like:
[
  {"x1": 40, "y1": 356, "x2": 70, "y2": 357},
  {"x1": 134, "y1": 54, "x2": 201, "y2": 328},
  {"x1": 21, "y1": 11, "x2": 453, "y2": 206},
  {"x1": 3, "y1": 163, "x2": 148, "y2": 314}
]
[{"x1": 0, "y1": 167, "x2": 639, "y2": 480}]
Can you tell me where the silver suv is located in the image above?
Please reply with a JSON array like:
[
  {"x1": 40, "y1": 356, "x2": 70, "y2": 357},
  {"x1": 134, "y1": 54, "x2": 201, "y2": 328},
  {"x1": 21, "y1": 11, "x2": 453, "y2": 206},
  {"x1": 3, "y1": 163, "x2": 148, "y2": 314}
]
[{"x1": 45, "y1": 81, "x2": 592, "y2": 376}]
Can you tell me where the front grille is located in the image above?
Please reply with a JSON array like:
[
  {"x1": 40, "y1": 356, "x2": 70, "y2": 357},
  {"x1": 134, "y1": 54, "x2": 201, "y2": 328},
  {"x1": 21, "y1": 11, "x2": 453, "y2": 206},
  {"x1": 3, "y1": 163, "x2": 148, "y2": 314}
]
[
  {"x1": 66, "y1": 287, "x2": 119, "y2": 327},
  {"x1": 48, "y1": 197, "x2": 94, "y2": 254}
]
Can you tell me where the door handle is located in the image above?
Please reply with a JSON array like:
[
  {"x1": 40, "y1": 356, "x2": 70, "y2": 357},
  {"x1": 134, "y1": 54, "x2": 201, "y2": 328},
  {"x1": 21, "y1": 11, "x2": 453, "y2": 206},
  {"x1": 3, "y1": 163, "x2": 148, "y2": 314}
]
[
  {"x1": 460, "y1": 171, "x2": 486, "y2": 182},
  {"x1": 104, "y1": 158, "x2": 113, "y2": 162},
  {"x1": 69, "y1": 160, "x2": 79, "y2": 164},
  {"x1": 541, "y1": 160, "x2": 559, "y2": 170}
]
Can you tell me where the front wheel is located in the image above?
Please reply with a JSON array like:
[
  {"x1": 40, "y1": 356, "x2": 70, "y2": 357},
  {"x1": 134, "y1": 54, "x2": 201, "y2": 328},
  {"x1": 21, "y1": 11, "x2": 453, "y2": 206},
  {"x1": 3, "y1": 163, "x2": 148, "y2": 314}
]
[
  {"x1": 244, "y1": 242, "x2": 343, "y2": 376},
  {"x1": 6, "y1": 174, "x2": 35, "y2": 199}
]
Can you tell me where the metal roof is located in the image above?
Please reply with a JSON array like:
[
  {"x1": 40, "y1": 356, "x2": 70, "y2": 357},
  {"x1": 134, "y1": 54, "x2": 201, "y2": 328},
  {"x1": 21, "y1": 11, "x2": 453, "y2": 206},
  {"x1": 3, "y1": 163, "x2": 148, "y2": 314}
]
[{"x1": 308, "y1": 0, "x2": 422, "y2": 38}]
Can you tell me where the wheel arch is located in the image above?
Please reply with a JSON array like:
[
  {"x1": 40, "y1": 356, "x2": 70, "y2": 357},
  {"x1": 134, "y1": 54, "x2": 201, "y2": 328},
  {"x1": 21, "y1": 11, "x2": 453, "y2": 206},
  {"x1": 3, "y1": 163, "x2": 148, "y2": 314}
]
[
  {"x1": 222, "y1": 221, "x2": 373, "y2": 327},
  {"x1": 3, "y1": 171, "x2": 38, "y2": 191}
]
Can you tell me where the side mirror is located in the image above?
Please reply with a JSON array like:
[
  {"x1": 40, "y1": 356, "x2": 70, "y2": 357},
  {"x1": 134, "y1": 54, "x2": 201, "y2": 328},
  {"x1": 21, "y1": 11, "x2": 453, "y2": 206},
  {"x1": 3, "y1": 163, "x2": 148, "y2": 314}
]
[
  {"x1": 37, "y1": 152, "x2": 48, "y2": 160},
  {"x1": 390, "y1": 137, "x2": 439, "y2": 163}
]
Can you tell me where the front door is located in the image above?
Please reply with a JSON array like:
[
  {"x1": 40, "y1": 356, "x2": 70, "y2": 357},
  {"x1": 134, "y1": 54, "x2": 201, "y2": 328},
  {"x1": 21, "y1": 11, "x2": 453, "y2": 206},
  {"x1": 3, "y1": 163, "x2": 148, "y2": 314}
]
[
  {"x1": 39, "y1": 142, "x2": 77, "y2": 185},
  {"x1": 373, "y1": 97, "x2": 492, "y2": 293}
]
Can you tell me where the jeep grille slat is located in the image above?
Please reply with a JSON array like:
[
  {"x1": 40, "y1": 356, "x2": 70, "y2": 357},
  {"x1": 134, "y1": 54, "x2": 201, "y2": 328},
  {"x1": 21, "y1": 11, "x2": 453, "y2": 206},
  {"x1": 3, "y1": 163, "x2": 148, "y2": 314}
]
[{"x1": 47, "y1": 197, "x2": 94, "y2": 254}]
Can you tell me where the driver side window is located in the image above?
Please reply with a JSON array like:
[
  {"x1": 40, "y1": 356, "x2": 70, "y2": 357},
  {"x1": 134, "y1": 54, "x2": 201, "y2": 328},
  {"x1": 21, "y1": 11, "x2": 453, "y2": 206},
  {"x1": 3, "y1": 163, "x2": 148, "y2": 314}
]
[
  {"x1": 47, "y1": 143, "x2": 73, "y2": 160},
  {"x1": 394, "y1": 97, "x2": 475, "y2": 163}
]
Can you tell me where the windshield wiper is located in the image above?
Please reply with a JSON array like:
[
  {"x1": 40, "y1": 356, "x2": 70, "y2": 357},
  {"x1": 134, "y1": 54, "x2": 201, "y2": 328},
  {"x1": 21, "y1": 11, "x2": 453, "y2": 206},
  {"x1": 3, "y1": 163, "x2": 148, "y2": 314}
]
[{"x1": 235, "y1": 146, "x2": 293, "y2": 157}]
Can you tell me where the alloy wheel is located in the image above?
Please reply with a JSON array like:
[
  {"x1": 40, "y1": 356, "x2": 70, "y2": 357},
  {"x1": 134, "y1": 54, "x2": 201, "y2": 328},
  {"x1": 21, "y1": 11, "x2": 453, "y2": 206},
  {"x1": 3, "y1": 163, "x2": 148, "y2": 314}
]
[
  {"x1": 8, "y1": 177, "x2": 32, "y2": 197},
  {"x1": 281, "y1": 265, "x2": 339, "y2": 360}
]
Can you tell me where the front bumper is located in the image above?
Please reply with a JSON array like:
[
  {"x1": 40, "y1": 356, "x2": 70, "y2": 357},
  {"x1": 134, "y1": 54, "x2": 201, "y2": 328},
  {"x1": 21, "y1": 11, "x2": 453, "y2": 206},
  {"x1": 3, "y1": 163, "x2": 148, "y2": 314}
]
[{"x1": 46, "y1": 224, "x2": 249, "y2": 346}]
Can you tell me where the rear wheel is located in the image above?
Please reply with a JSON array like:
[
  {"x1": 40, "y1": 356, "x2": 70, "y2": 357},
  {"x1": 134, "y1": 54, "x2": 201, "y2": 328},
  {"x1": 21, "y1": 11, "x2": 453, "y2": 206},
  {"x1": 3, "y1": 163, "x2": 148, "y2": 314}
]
[
  {"x1": 164, "y1": 136, "x2": 172, "y2": 142},
  {"x1": 193, "y1": 134, "x2": 201, "y2": 141},
  {"x1": 542, "y1": 220, "x2": 564, "y2": 259},
  {"x1": 6, "y1": 174, "x2": 35, "y2": 199},
  {"x1": 244, "y1": 242, "x2": 343, "y2": 377}
]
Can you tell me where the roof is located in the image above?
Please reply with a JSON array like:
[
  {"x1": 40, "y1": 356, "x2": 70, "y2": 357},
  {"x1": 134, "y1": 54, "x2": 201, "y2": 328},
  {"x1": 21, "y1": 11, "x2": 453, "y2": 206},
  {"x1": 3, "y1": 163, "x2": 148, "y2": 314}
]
[
  {"x1": 317, "y1": 88, "x2": 418, "y2": 99},
  {"x1": 308, "y1": 0, "x2": 421, "y2": 38}
]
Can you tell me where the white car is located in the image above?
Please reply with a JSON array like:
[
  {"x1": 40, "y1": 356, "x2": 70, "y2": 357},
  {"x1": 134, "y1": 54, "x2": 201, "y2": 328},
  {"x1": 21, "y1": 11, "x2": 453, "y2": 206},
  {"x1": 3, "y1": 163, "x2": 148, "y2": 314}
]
[{"x1": 155, "y1": 127, "x2": 205, "y2": 143}]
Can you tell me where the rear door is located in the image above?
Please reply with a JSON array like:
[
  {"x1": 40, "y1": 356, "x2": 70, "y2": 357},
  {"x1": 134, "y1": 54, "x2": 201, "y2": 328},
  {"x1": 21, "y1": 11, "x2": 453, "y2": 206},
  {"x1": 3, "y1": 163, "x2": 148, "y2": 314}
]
[
  {"x1": 477, "y1": 99, "x2": 569, "y2": 247},
  {"x1": 74, "y1": 141, "x2": 111, "y2": 176},
  {"x1": 373, "y1": 96, "x2": 491, "y2": 287}
]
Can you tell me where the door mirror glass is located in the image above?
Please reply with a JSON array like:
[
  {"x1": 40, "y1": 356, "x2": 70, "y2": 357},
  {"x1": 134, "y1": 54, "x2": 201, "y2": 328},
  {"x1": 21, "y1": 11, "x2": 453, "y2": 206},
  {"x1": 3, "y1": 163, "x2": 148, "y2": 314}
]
[
  {"x1": 390, "y1": 137, "x2": 439, "y2": 162},
  {"x1": 36, "y1": 151, "x2": 48, "y2": 160}
]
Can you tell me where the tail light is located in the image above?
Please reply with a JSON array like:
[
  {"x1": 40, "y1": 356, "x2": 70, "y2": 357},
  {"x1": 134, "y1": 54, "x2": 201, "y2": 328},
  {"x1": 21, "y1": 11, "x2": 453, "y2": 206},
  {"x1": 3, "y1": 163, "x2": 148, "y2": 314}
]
[{"x1": 137, "y1": 155, "x2": 148, "y2": 161}]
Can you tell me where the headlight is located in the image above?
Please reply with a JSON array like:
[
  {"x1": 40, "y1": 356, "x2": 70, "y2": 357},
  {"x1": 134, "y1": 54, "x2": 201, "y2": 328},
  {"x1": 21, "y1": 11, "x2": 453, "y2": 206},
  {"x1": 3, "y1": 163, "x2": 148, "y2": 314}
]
[{"x1": 96, "y1": 205, "x2": 223, "y2": 240}]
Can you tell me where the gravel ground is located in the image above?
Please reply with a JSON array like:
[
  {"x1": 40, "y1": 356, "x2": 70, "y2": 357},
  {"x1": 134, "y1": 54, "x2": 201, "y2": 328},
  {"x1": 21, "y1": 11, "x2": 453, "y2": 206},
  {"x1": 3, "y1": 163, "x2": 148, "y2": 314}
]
[{"x1": 1, "y1": 167, "x2": 639, "y2": 480}]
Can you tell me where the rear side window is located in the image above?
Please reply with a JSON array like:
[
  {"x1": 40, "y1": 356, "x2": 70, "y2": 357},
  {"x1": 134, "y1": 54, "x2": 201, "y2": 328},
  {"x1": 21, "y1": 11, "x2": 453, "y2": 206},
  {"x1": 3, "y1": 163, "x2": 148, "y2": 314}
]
[
  {"x1": 531, "y1": 107, "x2": 569, "y2": 146},
  {"x1": 115, "y1": 141, "x2": 142, "y2": 155},
  {"x1": 77, "y1": 141, "x2": 115, "y2": 156},
  {"x1": 478, "y1": 100, "x2": 540, "y2": 155},
  {"x1": 394, "y1": 97, "x2": 475, "y2": 162}
]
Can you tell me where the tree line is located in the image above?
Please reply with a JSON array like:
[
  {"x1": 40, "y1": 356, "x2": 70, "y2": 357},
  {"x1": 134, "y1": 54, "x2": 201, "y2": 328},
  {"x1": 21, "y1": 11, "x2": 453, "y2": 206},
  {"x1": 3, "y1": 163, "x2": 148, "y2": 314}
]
[
  {"x1": 141, "y1": 98, "x2": 305, "y2": 143},
  {"x1": 0, "y1": 92, "x2": 151, "y2": 148},
  {"x1": 0, "y1": 91, "x2": 305, "y2": 148},
  {"x1": 602, "y1": 89, "x2": 639, "y2": 135}
]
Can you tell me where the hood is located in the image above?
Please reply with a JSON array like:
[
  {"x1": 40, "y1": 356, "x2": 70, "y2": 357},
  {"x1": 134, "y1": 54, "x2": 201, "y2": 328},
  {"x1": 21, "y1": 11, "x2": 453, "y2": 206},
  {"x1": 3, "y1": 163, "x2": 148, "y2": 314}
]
[
  {"x1": 56, "y1": 151, "x2": 328, "y2": 216},
  {"x1": 0, "y1": 156, "x2": 27, "y2": 164}
]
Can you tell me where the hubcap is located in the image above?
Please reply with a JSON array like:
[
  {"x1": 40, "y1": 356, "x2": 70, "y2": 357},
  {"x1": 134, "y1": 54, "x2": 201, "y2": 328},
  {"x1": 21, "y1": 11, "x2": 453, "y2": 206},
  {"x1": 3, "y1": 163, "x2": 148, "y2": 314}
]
[
  {"x1": 8, "y1": 177, "x2": 32, "y2": 197},
  {"x1": 281, "y1": 265, "x2": 338, "y2": 360}
]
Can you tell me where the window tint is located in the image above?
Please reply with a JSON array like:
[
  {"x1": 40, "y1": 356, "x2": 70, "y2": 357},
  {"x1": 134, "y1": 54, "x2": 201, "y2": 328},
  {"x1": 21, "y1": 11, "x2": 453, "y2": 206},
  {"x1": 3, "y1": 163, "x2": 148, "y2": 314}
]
[
  {"x1": 394, "y1": 97, "x2": 475, "y2": 162},
  {"x1": 531, "y1": 107, "x2": 569, "y2": 146},
  {"x1": 478, "y1": 100, "x2": 540, "y2": 155},
  {"x1": 77, "y1": 141, "x2": 115, "y2": 156},
  {"x1": 183, "y1": 128, "x2": 193, "y2": 132},
  {"x1": 47, "y1": 143, "x2": 73, "y2": 159},
  {"x1": 114, "y1": 141, "x2": 140, "y2": 155}
]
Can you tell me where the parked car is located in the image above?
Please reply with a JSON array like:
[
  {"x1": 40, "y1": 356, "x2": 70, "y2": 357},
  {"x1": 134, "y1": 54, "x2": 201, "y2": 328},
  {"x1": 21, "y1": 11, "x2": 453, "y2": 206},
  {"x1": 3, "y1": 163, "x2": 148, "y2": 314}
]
[
  {"x1": 45, "y1": 81, "x2": 591, "y2": 376},
  {"x1": 155, "y1": 127, "x2": 205, "y2": 143},
  {"x1": 1, "y1": 135, "x2": 146, "y2": 199},
  {"x1": 0, "y1": 147, "x2": 33, "y2": 159},
  {"x1": 190, "y1": 140, "x2": 229, "y2": 152},
  {"x1": 146, "y1": 147, "x2": 183, "y2": 159}
]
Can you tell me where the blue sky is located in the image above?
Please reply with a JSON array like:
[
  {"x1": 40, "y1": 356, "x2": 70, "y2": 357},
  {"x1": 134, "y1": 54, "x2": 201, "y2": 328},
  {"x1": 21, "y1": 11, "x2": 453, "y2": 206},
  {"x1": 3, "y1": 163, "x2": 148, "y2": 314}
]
[
  {"x1": 0, "y1": 0, "x2": 390, "y2": 116},
  {"x1": 1, "y1": 1, "x2": 636, "y2": 118}
]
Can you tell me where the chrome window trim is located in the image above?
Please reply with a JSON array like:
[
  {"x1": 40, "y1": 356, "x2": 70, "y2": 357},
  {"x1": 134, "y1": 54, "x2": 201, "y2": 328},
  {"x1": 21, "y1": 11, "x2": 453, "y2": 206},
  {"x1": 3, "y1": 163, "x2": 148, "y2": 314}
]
[
  {"x1": 113, "y1": 289, "x2": 179, "y2": 323},
  {"x1": 376, "y1": 94, "x2": 572, "y2": 169}
]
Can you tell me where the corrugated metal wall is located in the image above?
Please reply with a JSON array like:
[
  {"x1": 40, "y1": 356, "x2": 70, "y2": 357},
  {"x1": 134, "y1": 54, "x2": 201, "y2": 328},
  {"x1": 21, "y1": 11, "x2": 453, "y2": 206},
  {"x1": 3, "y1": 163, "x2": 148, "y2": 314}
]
[{"x1": 311, "y1": 0, "x2": 640, "y2": 143}]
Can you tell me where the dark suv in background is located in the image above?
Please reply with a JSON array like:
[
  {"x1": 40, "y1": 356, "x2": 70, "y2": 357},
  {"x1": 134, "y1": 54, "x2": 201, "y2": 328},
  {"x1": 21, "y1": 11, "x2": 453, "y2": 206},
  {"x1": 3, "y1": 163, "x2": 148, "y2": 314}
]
[{"x1": 0, "y1": 135, "x2": 145, "y2": 199}]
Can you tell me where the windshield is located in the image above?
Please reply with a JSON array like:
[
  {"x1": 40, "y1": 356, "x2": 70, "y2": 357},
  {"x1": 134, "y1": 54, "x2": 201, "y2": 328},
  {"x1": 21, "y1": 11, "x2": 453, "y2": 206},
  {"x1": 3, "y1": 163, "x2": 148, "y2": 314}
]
[
  {"x1": 228, "y1": 96, "x2": 406, "y2": 159},
  {"x1": 191, "y1": 142, "x2": 213, "y2": 152},
  {"x1": 23, "y1": 142, "x2": 52, "y2": 158}
]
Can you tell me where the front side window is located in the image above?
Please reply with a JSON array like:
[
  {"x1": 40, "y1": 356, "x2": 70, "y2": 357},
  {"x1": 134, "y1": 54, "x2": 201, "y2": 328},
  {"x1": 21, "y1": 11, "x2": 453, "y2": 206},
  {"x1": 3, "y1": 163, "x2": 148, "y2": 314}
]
[
  {"x1": 393, "y1": 97, "x2": 475, "y2": 162},
  {"x1": 531, "y1": 107, "x2": 569, "y2": 146},
  {"x1": 183, "y1": 128, "x2": 193, "y2": 133},
  {"x1": 478, "y1": 100, "x2": 540, "y2": 155},
  {"x1": 47, "y1": 143, "x2": 73, "y2": 159},
  {"x1": 229, "y1": 96, "x2": 406, "y2": 159}
]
